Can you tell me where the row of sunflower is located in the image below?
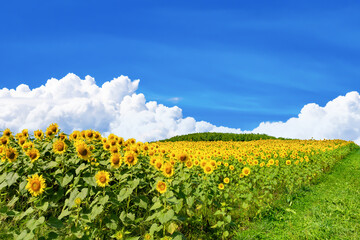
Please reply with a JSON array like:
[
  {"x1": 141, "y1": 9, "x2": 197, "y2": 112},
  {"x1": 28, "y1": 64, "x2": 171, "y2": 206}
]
[{"x1": 0, "y1": 124, "x2": 358, "y2": 239}]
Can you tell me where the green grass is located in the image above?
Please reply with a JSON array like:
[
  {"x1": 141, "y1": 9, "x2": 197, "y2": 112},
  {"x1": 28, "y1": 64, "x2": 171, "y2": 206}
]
[{"x1": 236, "y1": 149, "x2": 360, "y2": 240}]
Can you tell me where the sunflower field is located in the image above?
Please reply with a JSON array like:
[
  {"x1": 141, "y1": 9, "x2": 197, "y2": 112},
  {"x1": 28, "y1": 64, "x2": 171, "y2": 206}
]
[{"x1": 0, "y1": 124, "x2": 357, "y2": 239}]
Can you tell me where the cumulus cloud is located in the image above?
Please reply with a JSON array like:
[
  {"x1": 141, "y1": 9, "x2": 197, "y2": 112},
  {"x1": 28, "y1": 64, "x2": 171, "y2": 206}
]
[
  {"x1": 253, "y1": 91, "x2": 360, "y2": 144},
  {"x1": 0, "y1": 73, "x2": 242, "y2": 142}
]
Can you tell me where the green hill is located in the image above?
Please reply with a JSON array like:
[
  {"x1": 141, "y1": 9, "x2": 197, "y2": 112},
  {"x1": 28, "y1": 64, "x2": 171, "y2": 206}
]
[{"x1": 159, "y1": 132, "x2": 286, "y2": 142}]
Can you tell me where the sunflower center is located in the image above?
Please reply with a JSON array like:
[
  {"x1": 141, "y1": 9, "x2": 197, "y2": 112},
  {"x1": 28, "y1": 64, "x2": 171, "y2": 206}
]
[
  {"x1": 87, "y1": 132, "x2": 93, "y2": 138},
  {"x1": 112, "y1": 156, "x2": 120, "y2": 165},
  {"x1": 78, "y1": 146, "x2": 88, "y2": 156},
  {"x1": 31, "y1": 181, "x2": 40, "y2": 191},
  {"x1": 179, "y1": 154, "x2": 187, "y2": 162},
  {"x1": 99, "y1": 176, "x2": 106, "y2": 183},
  {"x1": 50, "y1": 126, "x2": 57, "y2": 132},
  {"x1": 159, "y1": 183, "x2": 165, "y2": 190},
  {"x1": 1, "y1": 138, "x2": 7, "y2": 145},
  {"x1": 29, "y1": 152, "x2": 37, "y2": 159},
  {"x1": 7, "y1": 152, "x2": 15, "y2": 160},
  {"x1": 127, "y1": 155, "x2": 134, "y2": 163},
  {"x1": 56, "y1": 142, "x2": 64, "y2": 151},
  {"x1": 165, "y1": 167, "x2": 172, "y2": 174}
]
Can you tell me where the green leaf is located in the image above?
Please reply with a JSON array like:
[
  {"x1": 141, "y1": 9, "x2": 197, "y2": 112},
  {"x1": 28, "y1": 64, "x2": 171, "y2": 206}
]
[
  {"x1": 37, "y1": 202, "x2": 49, "y2": 211},
  {"x1": 76, "y1": 188, "x2": 88, "y2": 200},
  {"x1": 0, "y1": 172, "x2": 7, "y2": 183},
  {"x1": 98, "y1": 195, "x2": 109, "y2": 205},
  {"x1": 61, "y1": 172, "x2": 73, "y2": 187},
  {"x1": 58, "y1": 208, "x2": 71, "y2": 220},
  {"x1": 150, "y1": 201, "x2": 162, "y2": 211},
  {"x1": 44, "y1": 161, "x2": 58, "y2": 170},
  {"x1": 149, "y1": 223, "x2": 162, "y2": 235},
  {"x1": 15, "y1": 230, "x2": 34, "y2": 240},
  {"x1": 117, "y1": 187, "x2": 134, "y2": 202},
  {"x1": 19, "y1": 180, "x2": 27, "y2": 193},
  {"x1": 225, "y1": 215, "x2": 231, "y2": 223},
  {"x1": 7, "y1": 172, "x2": 19, "y2": 187},
  {"x1": 90, "y1": 205, "x2": 104, "y2": 220},
  {"x1": 0, "y1": 181, "x2": 7, "y2": 191},
  {"x1": 26, "y1": 216, "x2": 45, "y2": 231},
  {"x1": 47, "y1": 216, "x2": 64, "y2": 229},
  {"x1": 167, "y1": 222, "x2": 178, "y2": 234},
  {"x1": 186, "y1": 196, "x2": 194, "y2": 207},
  {"x1": 127, "y1": 212, "x2": 135, "y2": 221},
  {"x1": 158, "y1": 209, "x2": 174, "y2": 224},
  {"x1": 7, "y1": 196, "x2": 19, "y2": 208},
  {"x1": 83, "y1": 176, "x2": 96, "y2": 187},
  {"x1": 67, "y1": 188, "x2": 79, "y2": 208},
  {"x1": 14, "y1": 207, "x2": 34, "y2": 221},
  {"x1": 75, "y1": 163, "x2": 87, "y2": 175}
]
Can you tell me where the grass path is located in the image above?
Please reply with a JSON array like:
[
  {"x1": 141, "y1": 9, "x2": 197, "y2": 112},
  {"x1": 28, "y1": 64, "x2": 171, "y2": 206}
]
[{"x1": 236, "y1": 149, "x2": 360, "y2": 240}]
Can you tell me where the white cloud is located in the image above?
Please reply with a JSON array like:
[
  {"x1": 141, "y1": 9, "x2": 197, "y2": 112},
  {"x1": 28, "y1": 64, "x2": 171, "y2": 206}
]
[
  {"x1": 0, "y1": 73, "x2": 242, "y2": 142},
  {"x1": 253, "y1": 91, "x2": 360, "y2": 144}
]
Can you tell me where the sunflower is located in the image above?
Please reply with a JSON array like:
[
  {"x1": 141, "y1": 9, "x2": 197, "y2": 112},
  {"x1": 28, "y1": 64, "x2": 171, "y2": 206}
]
[
  {"x1": 3, "y1": 128, "x2": 12, "y2": 138},
  {"x1": 177, "y1": 152, "x2": 188, "y2": 163},
  {"x1": 162, "y1": 162, "x2": 174, "y2": 178},
  {"x1": 69, "y1": 131, "x2": 81, "y2": 141},
  {"x1": 223, "y1": 177, "x2": 230, "y2": 184},
  {"x1": 93, "y1": 131, "x2": 102, "y2": 140},
  {"x1": 26, "y1": 148, "x2": 40, "y2": 162},
  {"x1": 203, "y1": 164, "x2": 214, "y2": 175},
  {"x1": 218, "y1": 183, "x2": 225, "y2": 190},
  {"x1": 110, "y1": 146, "x2": 119, "y2": 154},
  {"x1": 95, "y1": 171, "x2": 110, "y2": 187},
  {"x1": 286, "y1": 160, "x2": 291, "y2": 165},
  {"x1": 47, "y1": 123, "x2": 59, "y2": 135},
  {"x1": 76, "y1": 142, "x2": 92, "y2": 160},
  {"x1": 103, "y1": 142, "x2": 111, "y2": 151},
  {"x1": 185, "y1": 160, "x2": 193, "y2": 169},
  {"x1": 45, "y1": 129, "x2": 55, "y2": 139},
  {"x1": 85, "y1": 129, "x2": 94, "y2": 141},
  {"x1": 0, "y1": 136, "x2": 9, "y2": 146},
  {"x1": 242, "y1": 167, "x2": 251, "y2": 176},
  {"x1": 154, "y1": 158, "x2": 163, "y2": 170},
  {"x1": 6, "y1": 147, "x2": 18, "y2": 163},
  {"x1": 26, "y1": 174, "x2": 46, "y2": 197},
  {"x1": 156, "y1": 181, "x2": 167, "y2": 194},
  {"x1": 110, "y1": 153, "x2": 122, "y2": 168},
  {"x1": 229, "y1": 165, "x2": 235, "y2": 171},
  {"x1": 22, "y1": 141, "x2": 34, "y2": 151},
  {"x1": 53, "y1": 140, "x2": 67, "y2": 154},
  {"x1": 22, "y1": 129, "x2": 29, "y2": 138},
  {"x1": 123, "y1": 151, "x2": 138, "y2": 167},
  {"x1": 34, "y1": 130, "x2": 44, "y2": 140},
  {"x1": 18, "y1": 138, "x2": 26, "y2": 146},
  {"x1": 59, "y1": 133, "x2": 67, "y2": 141}
]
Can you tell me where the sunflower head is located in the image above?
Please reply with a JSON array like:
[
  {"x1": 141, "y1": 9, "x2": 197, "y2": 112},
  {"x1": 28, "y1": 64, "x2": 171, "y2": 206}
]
[
  {"x1": 76, "y1": 142, "x2": 91, "y2": 160},
  {"x1": 95, "y1": 171, "x2": 110, "y2": 187},
  {"x1": 6, "y1": 147, "x2": 18, "y2": 163},
  {"x1": 53, "y1": 140, "x2": 67, "y2": 154},
  {"x1": 218, "y1": 183, "x2": 225, "y2": 190},
  {"x1": 185, "y1": 160, "x2": 193, "y2": 169},
  {"x1": 110, "y1": 153, "x2": 122, "y2": 168},
  {"x1": 69, "y1": 131, "x2": 81, "y2": 141},
  {"x1": 34, "y1": 130, "x2": 44, "y2": 140},
  {"x1": 3, "y1": 128, "x2": 12, "y2": 138},
  {"x1": 154, "y1": 158, "x2": 163, "y2": 170},
  {"x1": 123, "y1": 151, "x2": 138, "y2": 167},
  {"x1": 203, "y1": 164, "x2": 214, "y2": 175},
  {"x1": 242, "y1": 167, "x2": 251, "y2": 176},
  {"x1": 156, "y1": 181, "x2": 167, "y2": 194},
  {"x1": 223, "y1": 177, "x2": 230, "y2": 184},
  {"x1": 22, "y1": 141, "x2": 34, "y2": 151},
  {"x1": 0, "y1": 136, "x2": 9, "y2": 146},
  {"x1": 26, "y1": 148, "x2": 40, "y2": 162},
  {"x1": 177, "y1": 152, "x2": 188, "y2": 163},
  {"x1": 47, "y1": 123, "x2": 59, "y2": 135},
  {"x1": 162, "y1": 162, "x2": 174, "y2": 178},
  {"x1": 286, "y1": 160, "x2": 291, "y2": 165},
  {"x1": 26, "y1": 174, "x2": 46, "y2": 197},
  {"x1": 21, "y1": 129, "x2": 29, "y2": 138}
]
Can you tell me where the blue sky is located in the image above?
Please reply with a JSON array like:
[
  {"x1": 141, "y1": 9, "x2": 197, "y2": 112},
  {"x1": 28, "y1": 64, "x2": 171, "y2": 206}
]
[{"x1": 1, "y1": 0, "x2": 360, "y2": 131}]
